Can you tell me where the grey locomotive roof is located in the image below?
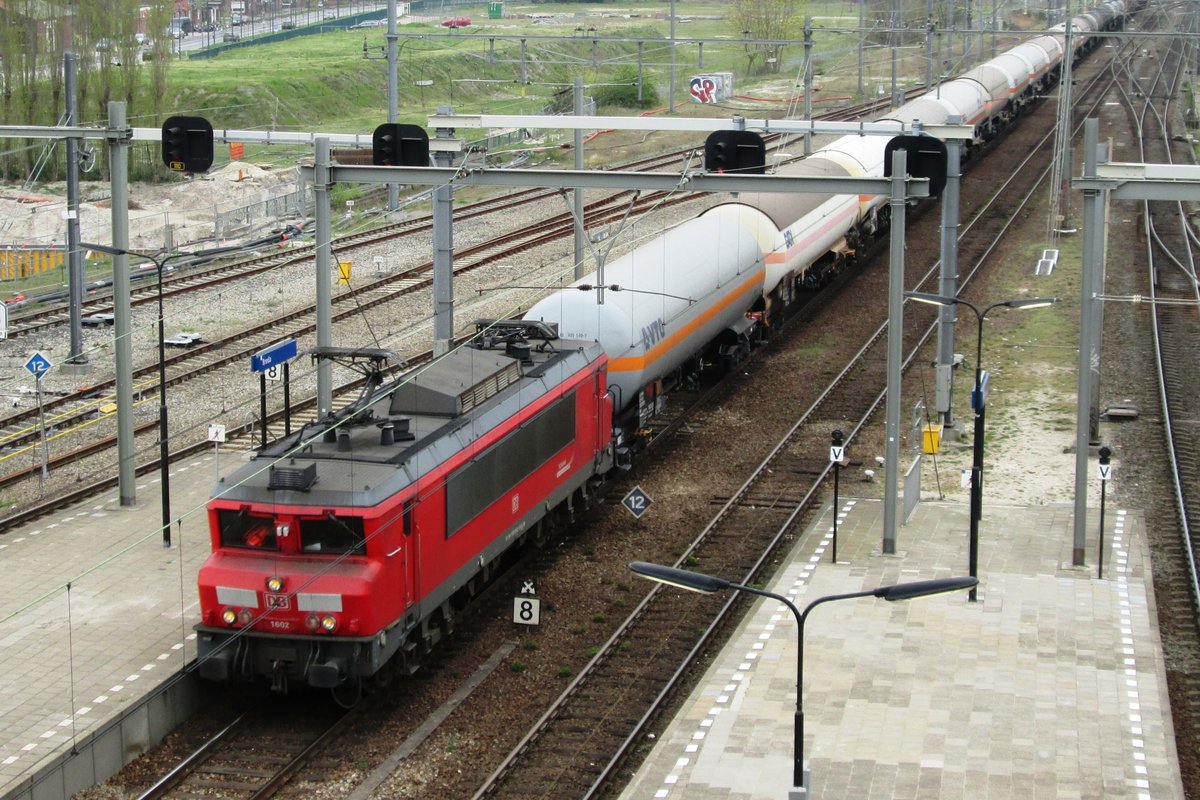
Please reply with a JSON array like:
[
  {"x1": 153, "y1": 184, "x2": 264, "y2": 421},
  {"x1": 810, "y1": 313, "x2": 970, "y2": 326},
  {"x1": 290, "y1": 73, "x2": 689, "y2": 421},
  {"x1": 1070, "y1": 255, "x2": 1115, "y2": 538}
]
[
  {"x1": 389, "y1": 346, "x2": 521, "y2": 417},
  {"x1": 211, "y1": 338, "x2": 604, "y2": 510}
]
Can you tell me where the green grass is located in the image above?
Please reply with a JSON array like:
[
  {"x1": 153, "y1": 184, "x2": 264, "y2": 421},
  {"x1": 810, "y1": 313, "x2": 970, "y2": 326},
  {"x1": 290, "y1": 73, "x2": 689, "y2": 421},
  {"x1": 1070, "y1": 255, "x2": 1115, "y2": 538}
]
[
  {"x1": 168, "y1": 19, "x2": 681, "y2": 133},
  {"x1": 153, "y1": 0, "x2": 873, "y2": 146},
  {"x1": 945, "y1": 232, "x2": 1086, "y2": 440}
]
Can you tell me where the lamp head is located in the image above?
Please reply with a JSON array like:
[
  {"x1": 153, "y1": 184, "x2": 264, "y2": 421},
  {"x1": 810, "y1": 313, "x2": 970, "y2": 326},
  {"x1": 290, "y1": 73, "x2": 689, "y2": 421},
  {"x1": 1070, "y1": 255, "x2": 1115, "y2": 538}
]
[
  {"x1": 831, "y1": 429, "x2": 844, "y2": 446},
  {"x1": 1004, "y1": 296, "x2": 1059, "y2": 311},
  {"x1": 628, "y1": 561, "x2": 731, "y2": 594},
  {"x1": 904, "y1": 290, "x2": 957, "y2": 308},
  {"x1": 874, "y1": 576, "x2": 977, "y2": 601}
]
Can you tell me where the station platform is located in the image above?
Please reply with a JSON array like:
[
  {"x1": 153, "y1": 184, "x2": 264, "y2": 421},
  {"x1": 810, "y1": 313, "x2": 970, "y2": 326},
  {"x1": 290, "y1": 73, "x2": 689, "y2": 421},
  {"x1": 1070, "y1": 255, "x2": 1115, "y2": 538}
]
[
  {"x1": 619, "y1": 499, "x2": 1185, "y2": 800},
  {"x1": 1, "y1": 470, "x2": 1185, "y2": 800},
  {"x1": 0, "y1": 451, "x2": 235, "y2": 800}
]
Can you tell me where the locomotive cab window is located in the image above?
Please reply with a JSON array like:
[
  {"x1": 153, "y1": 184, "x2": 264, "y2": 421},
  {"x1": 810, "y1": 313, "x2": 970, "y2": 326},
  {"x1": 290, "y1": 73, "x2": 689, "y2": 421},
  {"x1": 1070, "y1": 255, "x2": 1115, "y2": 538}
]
[
  {"x1": 299, "y1": 512, "x2": 366, "y2": 555},
  {"x1": 218, "y1": 508, "x2": 278, "y2": 550}
]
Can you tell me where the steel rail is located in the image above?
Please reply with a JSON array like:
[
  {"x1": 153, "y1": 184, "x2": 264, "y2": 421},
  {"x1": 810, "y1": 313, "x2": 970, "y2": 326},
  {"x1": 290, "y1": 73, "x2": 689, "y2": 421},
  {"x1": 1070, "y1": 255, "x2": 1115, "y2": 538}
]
[
  {"x1": 1116, "y1": 23, "x2": 1200, "y2": 623},
  {"x1": 0, "y1": 188, "x2": 693, "y2": 462},
  {"x1": 474, "y1": 48, "x2": 1129, "y2": 800}
]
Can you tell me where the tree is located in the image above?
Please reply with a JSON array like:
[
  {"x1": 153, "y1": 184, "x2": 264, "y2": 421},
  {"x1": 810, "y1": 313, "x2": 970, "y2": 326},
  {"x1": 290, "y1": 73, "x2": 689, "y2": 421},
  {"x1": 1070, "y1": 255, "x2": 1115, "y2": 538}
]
[
  {"x1": 729, "y1": 0, "x2": 800, "y2": 75},
  {"x1": 0, "y1": 0, "x2": 173, "y2": 179},
  {"x1": 593, "y1": 65, "x2": 659, "y2": 110}
]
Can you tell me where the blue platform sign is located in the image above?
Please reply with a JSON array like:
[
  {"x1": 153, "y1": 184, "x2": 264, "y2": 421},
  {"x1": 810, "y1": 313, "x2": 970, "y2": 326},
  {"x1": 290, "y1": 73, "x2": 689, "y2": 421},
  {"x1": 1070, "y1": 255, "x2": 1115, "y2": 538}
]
[
  {"x1": 250, "y1": 338, "x2": 297, "y2": 373},
  {"x1": 24, "y1": 351, "x2": 52, "y2": 379},
  {"x1": 970, "y1": 370, "x2": 990, "y2": 410}
]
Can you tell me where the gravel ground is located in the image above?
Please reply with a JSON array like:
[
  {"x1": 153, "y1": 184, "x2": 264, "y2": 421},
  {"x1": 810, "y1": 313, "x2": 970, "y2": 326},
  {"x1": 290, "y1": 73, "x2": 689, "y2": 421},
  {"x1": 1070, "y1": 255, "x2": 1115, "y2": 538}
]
[
  {"x1": 0, "y1": 179, "x2": 721, "y2": 510},
  {"x1": 24, "y1": 82, "x2": 1200, "y2": 797}
]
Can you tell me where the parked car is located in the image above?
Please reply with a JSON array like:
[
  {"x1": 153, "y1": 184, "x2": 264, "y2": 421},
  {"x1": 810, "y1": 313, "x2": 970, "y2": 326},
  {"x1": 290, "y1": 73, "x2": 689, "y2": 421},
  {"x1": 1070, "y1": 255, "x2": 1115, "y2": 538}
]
[
  {"x1": 223, "y1": 32, "x2": 241, "y2": 41},
  {"x1": 231, "y1": 14, "x2": 244, "y2": 24},
  {"x1": 350, "y1": 19, "x2": 385, "y2": 28},
  {"x1": 280, "y1": 20, "x2": 296, "y2": 28}
]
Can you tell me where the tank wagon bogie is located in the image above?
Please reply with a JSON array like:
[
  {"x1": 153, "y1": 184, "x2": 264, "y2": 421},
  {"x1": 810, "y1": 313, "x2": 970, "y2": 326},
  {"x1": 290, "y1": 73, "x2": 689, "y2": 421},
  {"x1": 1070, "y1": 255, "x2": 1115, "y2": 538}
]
[{"x1": 195, "y1": 0, "x2": 1130, "y2": 692}]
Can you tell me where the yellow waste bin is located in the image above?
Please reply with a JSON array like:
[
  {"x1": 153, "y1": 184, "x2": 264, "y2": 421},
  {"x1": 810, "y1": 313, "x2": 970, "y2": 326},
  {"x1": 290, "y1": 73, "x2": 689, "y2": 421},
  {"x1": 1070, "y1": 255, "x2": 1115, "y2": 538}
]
[{"x1": 922, "y1": 423, "x2": 943, "y2": 454}]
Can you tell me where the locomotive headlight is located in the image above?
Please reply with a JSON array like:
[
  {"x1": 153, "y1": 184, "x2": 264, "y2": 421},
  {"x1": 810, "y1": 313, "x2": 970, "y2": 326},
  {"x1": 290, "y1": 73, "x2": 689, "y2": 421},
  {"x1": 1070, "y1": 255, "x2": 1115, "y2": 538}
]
[
  {"x1": 321, "y1": 615, "x2": 338, "y2": 632},
  {"x1": 221, "y1": 608, "x2": 237, "y2": 625},
  {"x1": 237, "y1": 609, "x2": 253, "y2": 626},
  {"x1": 266, "y1": 576, "x2": 284, "y2": 593},
  {"x1": 305, "y1": 613, "x2": 321, "y2": 632}
]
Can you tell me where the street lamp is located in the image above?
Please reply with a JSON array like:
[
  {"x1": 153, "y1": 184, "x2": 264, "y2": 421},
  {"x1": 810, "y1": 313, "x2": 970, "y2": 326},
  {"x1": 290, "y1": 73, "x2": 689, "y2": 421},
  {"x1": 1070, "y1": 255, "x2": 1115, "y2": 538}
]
[
  {"x1": 629, "y1": 560, "x2": 976, "y2": 798},
  {"x1": 83, "y1": 242, "x2": 188, "y2": 548},
  {"x1": 904, "y1": 291, "x2": 1058, "y2": 600}
]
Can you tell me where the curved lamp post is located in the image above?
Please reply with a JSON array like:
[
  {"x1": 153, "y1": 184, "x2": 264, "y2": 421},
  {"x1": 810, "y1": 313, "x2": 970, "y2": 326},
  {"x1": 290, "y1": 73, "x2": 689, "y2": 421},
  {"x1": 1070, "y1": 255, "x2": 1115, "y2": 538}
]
[
  {"x1": 904, "y1": 291, "x2": 1058, "y2": 600},
  {"x1": 629, "y1": 560, "x2": 976, "y2": 797},
  {"x1": 83, "y1": 242, "x2": 189, "y2": 548}
]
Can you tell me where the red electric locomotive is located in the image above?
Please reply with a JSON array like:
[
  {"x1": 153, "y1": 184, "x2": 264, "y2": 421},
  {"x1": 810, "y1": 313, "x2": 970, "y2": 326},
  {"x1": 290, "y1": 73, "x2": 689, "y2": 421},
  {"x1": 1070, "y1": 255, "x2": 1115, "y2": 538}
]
[{"x1": 196, "y1": 321, "x2": 613, "y2": 691}]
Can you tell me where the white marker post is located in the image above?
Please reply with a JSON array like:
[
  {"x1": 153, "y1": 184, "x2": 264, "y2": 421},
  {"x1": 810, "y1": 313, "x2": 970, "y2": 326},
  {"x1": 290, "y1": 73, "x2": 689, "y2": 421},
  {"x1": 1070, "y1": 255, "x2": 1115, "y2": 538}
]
[
  {"x1": 1097, "y1": 446, "x2": 1112, "y2": 579},
  {"x1": 513, "y1": 580, "x2": 540, "y2": 628},
  {"x1": 208, "y1": 422, "x2": 227, "y2": 482},
  {"x1": 24, "y1": 352, "x2": 53, "y2": 485},
  {"x1": 829, "y1": 429, "x2": 845, "y2": 563}
]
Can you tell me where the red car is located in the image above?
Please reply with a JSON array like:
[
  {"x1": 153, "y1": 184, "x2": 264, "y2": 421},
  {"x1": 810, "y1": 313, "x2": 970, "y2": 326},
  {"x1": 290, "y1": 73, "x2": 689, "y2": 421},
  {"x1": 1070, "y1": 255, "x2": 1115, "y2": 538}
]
[{"x1": 441, "y1": 16, "x2": 470, "y2": 28}]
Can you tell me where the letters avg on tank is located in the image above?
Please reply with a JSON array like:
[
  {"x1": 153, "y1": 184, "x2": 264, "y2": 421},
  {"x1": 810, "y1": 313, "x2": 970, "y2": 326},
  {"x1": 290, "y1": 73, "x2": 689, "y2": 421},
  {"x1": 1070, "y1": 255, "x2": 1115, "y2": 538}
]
[{"x1": 161, "y1": 115, "x2": 215, "y2": 174}]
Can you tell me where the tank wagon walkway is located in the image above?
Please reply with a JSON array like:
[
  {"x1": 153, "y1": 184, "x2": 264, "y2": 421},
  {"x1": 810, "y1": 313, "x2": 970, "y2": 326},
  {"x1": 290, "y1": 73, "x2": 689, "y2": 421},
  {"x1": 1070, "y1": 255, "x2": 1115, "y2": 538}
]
[{"x1": 620, "y1": 500, "x2": 1185, "y2": 800}]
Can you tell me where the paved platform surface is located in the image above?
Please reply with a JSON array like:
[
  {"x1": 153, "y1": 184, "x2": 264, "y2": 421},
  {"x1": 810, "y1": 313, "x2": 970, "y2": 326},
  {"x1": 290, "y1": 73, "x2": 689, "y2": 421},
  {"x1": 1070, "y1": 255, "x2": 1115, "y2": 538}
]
[
  {"x1": 0, "y1": 451, "x2": 237, "y2": 796},
  {"x1": 620, "y1": 499, "x2": 1185, "y2": 800}
]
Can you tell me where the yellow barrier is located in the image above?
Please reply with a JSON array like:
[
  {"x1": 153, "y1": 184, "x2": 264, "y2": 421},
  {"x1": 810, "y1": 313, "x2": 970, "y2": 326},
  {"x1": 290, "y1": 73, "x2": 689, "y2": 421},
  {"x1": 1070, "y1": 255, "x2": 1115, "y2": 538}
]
[{"x1": 0, "y1": 246, "x2": 65, "y2": 280}]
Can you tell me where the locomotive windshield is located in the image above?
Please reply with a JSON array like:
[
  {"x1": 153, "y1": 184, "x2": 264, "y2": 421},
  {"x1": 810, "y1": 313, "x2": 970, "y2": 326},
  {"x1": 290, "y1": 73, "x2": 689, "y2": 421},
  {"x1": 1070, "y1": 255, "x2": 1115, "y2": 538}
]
[
  {"x1": 299, "y1": 512, "x2": 366, "y2": 555},
  {"x1": 217, "y1": 508, "x2": 278, "y2": 550}
]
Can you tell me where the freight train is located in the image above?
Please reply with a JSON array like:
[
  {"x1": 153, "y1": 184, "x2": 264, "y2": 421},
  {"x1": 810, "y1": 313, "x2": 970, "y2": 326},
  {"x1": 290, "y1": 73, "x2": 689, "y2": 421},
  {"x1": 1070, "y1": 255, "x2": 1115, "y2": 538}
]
[{"x1": 195, "y1": 0, "x2": 1130, "y2": 692}]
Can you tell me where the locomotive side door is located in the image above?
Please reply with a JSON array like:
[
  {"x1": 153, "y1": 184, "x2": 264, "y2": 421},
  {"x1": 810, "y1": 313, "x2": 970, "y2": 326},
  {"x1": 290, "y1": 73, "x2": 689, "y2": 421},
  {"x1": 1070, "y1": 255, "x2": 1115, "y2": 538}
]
[
  {"x1": 381, "y1": 499, "x2": 417, "y2": 609},
  {"x1": 400, "y1": 499, "x2": 415, "y2": 608}
]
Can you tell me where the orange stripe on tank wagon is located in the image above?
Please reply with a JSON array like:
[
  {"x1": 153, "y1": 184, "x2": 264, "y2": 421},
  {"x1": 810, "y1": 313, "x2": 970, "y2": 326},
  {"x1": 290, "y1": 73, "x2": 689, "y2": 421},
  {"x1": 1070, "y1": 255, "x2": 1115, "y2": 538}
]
[
  {"x1": 764, "y1": 208, "x2": 857, "y2": 264},
  {"x1": 609, "y1": 268, "x2": 765, "y2": 374}
]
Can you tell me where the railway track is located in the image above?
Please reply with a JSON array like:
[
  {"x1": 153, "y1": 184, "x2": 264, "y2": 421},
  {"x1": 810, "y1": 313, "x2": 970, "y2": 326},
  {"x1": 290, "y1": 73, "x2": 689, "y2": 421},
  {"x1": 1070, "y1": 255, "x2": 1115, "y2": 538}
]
[
  {"x1": 0, "y1": 189, "x2": 701, "y2": 513},
  {"x1": 1121, "y1": 3, "x2": 1200, "y2": 620},
  {"x1": 2, "y1": 162, "x2": 668, "y2": 341},
  {"x1": 0, "y1": 90, "x2": 935, "y2": 527},
  {"x1": 136, "y1": 702, "x2": 350, "y2": 800},
  {"x1": 1106, "y1": 8, "x2": 1200, "y2": 792},
  {"x1": 469, "y1": 48, "x2": 1133, "y2": 800},
  {"x1": 4, "y1": 90, "x2": 918, "y2": 342},
  {"x1": 58, "y1": 35, "x2": 1135, "y2": 796}
]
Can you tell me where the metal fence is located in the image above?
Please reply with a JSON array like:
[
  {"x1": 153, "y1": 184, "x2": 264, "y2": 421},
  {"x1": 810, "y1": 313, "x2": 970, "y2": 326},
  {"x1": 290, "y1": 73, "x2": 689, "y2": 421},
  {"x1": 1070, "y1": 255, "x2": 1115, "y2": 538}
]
[{"x1": 214, "y1": 185, "x2": 311, "y2": 237}]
